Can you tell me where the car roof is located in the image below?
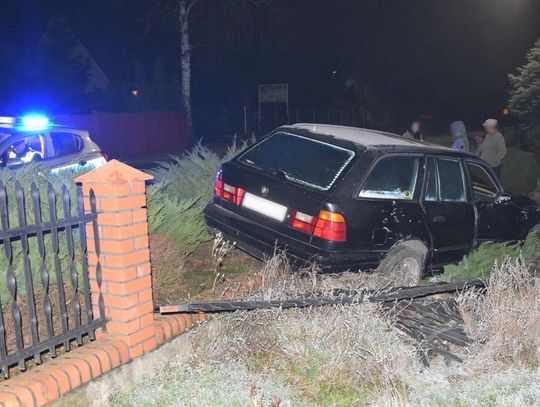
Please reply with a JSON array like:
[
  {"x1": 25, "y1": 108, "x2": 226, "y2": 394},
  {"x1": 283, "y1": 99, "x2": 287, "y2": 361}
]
[
  {"x1": 0, "y1": 125, "x2": 86, "y2": 135},
  {"x1": 280, "y1": 123, "x2": 475, "y2": 158},
  {"x1": 0, "y1": 126, "x2": 93, "y2": 155}
]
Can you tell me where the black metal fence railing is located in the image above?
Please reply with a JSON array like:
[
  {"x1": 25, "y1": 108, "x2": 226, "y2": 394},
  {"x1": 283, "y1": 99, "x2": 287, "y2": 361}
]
[{"x1": 0, "y1": 181, "x2": 105, "y2": 378}]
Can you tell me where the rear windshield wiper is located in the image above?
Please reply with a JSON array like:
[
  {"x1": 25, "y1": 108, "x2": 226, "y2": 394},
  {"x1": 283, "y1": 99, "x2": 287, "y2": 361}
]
[
  {"x1": 242, "y1": 160, "x2": 289, "y2": 180},
  {"x1": 267, "y1": 167, "x2": 289, "y2": 180}
]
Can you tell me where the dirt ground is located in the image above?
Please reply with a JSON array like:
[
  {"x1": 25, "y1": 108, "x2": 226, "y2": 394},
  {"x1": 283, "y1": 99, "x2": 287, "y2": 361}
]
[{"x1": 150, "y1": 236, "x2": 263, "y2": 304}]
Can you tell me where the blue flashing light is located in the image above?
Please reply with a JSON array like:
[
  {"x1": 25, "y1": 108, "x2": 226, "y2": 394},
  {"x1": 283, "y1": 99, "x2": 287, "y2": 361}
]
[{"x1": 21, "y1": 114, "x2": 50, "y2": 131}]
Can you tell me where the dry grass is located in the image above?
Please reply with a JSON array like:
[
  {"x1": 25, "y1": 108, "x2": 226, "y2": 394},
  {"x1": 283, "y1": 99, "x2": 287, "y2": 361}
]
[
  {"x1": 458, "y1": 256, "x2": 540, "y2": 368},
  {"x1": 191, "y1": 304, "x2": 417, "y2": 405},
  {"x1": 105, "y1": 250, "x2": 540, "y2": 406},
  {"x1": 173, "y1": 252, "x2": 421, "y2": 405},
  {"x1": 234, "y1": 249, "x2": 401, "y2": 302},
  {"x1": 150, "y1": 234, "x2": 261, "y2": 304},
  {"x1": 149, "y1": 234, "x2": 188, "y2": 303}
]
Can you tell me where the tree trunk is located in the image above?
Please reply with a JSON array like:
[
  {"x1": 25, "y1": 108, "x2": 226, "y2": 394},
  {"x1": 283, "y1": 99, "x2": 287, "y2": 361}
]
[{"x1": 179, "y1": 0, "x2": 192, "y2": 136}]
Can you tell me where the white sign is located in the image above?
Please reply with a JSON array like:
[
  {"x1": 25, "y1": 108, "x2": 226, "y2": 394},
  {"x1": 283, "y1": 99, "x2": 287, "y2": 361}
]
[{"x1": 259, "y1": 84, "x2": 288, "y2": 103}]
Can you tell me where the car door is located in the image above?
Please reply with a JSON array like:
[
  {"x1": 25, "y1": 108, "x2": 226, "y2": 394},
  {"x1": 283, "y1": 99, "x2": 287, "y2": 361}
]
[
  {"x1": 45, "y1": 132, "x2": 88, "y2": 171},
  {"x1": 0, "y1": 132, "x2": 46, "y2": 168},
  {"x1": 465, "y1": 160, "x2": 522, "y2": 243},
  {"x1": 351, "y1": 154, "x2": 427, "y2": 254},
  {"x1": 421, "y1": 156, "x2": 475, "y2": 265}
]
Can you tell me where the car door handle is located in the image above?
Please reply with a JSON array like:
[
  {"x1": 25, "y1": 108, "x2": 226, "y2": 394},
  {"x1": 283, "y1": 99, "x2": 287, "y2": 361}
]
[{"x1": 432, "y1": 216, "x2": 446, "y2": 224}]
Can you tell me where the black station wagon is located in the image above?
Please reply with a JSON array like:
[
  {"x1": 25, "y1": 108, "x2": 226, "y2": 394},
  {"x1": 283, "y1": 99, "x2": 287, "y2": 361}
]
[{"x1": 204, "y1": 124, "x2": 540, "y2": 284}]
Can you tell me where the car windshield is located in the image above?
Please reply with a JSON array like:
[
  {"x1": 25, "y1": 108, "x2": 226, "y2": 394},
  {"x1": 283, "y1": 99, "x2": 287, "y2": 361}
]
[
  {"x1": 238, "y1": 132, "x2": 355, "y2": 191},
  {"x1": 0, "y1": 131, "x2": 46, "y2": 166}
]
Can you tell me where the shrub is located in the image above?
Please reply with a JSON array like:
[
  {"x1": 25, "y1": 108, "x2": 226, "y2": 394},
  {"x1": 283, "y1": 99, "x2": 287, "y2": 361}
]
[
  {"x1": 0, "y1": 165, "x2": 82, "y2": 303},
  {"x1": 532, "y1": 182, "x2": 540, "y2": 205},
  {"x1": 500, "y1": 146, "x2": 540, "y2": 195},
  {"x1": 508, "y1": 38, "x2": 540, "y2": 131},
  {"x1": 440, "y1": 232, "x2": 538, "y2": 282},
  {"x1": 147, "y1": 140, "x2": 248, "y2": 254}
]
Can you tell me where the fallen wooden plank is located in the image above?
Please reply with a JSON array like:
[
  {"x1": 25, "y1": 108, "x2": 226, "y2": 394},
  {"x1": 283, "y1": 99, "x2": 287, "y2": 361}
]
[{"x1": 159, "y1": 280, "x2": 485, "y2": 314}]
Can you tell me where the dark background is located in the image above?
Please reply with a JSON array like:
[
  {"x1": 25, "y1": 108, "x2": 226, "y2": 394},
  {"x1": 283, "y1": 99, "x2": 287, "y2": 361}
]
[{"x1": 1, "y1": 0, "x2": 539, "y2": 134}]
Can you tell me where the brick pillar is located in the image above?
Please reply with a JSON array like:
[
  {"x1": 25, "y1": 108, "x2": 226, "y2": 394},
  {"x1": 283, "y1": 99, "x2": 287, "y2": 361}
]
[{"x1": 76, "y1": 160, "x2": 156, "y2": 358}]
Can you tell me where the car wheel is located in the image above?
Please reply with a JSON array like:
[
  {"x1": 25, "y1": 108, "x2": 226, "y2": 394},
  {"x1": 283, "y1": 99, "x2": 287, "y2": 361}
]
[{"x1": 376, "y1": 242, "x2": 427, "y2": 287}]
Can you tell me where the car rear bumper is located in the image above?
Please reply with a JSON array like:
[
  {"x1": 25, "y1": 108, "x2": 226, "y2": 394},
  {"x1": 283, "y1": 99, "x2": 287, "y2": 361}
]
[{"x1": 204, "y1": 202, "x2": 382, "y2": 271}]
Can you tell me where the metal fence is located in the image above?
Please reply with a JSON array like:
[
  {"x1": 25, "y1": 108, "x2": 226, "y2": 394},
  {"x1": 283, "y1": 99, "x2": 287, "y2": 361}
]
[
  {"x1": 0, "y1": 181, "x2": 105, "y2": 378},
  {"x1": 193, "y1": 105, "x2": 395, "y2": 138}
]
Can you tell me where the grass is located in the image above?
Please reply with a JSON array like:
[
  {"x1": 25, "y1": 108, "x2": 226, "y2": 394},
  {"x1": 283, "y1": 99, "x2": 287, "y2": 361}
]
[
  {"x1": 108, "y1": 361, "x2": 307, "y2": 407},
  {"x1": 106, "y1": 253, "x2": 540, "y2": 406},
  {"x1": 108, "y1": 304, "x2": 415, "y2": 407},
  {"x1": 458, "y1": 255, "x2": 540, "y2": 368},
  {"x1": 439, "y1": 231, "x2": 539, "y2": 282},
  {"x1": 45, "y1": 237, "x2": 530, "y2": 406},
  {"x1": 150, "y1": 238, "x2": 261, "y2": 304},
  {"x1": 42, "y1": 135, "x2": 539, "y2": 404}
]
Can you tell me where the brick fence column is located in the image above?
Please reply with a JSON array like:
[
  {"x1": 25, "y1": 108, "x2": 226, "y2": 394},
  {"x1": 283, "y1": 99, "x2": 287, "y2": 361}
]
[{"x1": 76, "y1": 160, "x2": 156, "y2": 358}]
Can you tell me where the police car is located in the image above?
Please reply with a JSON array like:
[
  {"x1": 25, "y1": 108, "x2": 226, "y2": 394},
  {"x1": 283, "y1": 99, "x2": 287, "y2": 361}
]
[{"x1": 0, "y1": 115, "x2": 107, "y2": 173}]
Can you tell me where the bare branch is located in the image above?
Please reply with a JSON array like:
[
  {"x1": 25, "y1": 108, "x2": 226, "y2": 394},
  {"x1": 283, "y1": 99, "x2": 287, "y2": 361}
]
[
  {"x1": 186, "y1": 0, "x2": 199, "y2": 15},
  {"x1": 137, "y1": 0, "x2": 168, "y2": 43}
]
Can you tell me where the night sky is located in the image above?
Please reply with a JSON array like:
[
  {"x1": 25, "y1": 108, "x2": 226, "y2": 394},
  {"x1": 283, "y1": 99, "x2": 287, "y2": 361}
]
[{"x1": 1, "y1": 0, "x2": 540, "y2": 132}]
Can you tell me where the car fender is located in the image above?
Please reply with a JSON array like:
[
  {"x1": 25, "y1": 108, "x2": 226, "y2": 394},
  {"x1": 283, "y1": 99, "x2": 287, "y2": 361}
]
[{"x1": 381, "y1": 202, "x2": 432, "y2": 256}]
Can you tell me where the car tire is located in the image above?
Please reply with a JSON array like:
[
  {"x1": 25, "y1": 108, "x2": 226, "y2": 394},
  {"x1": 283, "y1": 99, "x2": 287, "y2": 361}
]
[{"x1": 375, "y1": 242, "x2": 427, "y2": 287}]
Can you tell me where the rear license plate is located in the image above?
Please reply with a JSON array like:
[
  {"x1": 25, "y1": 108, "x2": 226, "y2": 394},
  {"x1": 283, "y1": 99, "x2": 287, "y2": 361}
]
[{"x1": 242, "y1": 192, "x2": 288, "y2": 222}]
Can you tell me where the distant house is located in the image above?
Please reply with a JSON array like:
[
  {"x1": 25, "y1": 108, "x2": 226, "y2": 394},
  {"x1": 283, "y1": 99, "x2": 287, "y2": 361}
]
[{"x1": 38, "y1": 16, "x2": 109, "y2": 94}]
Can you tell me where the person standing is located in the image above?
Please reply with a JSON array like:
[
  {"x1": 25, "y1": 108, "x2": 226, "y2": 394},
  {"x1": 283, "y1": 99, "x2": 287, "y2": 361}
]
[
  {"x1": 402, "y1": 120, "x2": 423, "y2": 141},
  {"x1": 477, "y1": 119, "x2": 507, "y2": 179},
  {"x1": 471, "y1": 135, "x2": 484, "y2": 154},
  {"x1": 449, "y1": 121, "x2": 469, "y2": 152}
]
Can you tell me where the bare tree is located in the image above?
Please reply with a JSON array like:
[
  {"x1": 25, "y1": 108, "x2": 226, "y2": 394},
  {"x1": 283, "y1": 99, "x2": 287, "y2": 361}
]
[
  {"x1": 140, "y1": 0, "x2": 273, "y2": 136},
  {"x1": 178, "y1": 0, "x2": 195, "y2": 135},
  {"x1": 177, "y1": 0, "x2": 272, "y2": 134}
]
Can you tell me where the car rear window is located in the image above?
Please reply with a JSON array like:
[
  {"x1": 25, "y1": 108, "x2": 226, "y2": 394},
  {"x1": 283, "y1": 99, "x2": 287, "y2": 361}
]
[{"x1": 238, "y1": 132, "x2": 355, "y2": 191}]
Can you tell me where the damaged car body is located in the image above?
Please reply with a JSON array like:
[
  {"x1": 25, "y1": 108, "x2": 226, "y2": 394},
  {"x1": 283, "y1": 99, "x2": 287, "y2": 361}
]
[{"x1": 204, "y1": 124, "x2": 540, "y2": 281}]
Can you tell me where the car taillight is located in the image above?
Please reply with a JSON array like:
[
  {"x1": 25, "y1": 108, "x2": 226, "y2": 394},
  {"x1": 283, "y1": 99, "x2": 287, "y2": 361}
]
[
  {"x1": 313, "y1": 210, "x2": 347, "y2": 242},
  {"x1": 290, "y1": 209, "x2": 346, "y2": 242},
  {"x1": 289, "y1": 210, "x2": 317, "y2": 234},
  {"x1": 213, "y1": 168, "x2": 245, "y2": 205}
]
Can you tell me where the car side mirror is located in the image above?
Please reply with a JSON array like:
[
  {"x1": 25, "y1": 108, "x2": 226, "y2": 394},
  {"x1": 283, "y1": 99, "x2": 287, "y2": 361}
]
[{"x1": 495, "y1": 192, "x2": 511, "y2": 203}]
